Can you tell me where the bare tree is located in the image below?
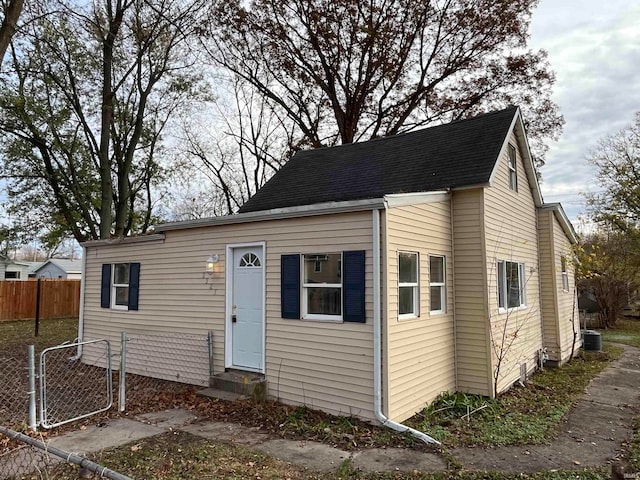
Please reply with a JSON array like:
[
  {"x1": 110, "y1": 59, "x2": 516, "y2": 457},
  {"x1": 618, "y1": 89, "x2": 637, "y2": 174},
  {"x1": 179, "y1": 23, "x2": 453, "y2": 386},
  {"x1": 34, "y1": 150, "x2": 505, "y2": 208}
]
[
  {"x1": 586, "y1": 112, "x2": 640, "y2": 233},
  {"x1": 204, "y1": 0, "x2": 562, "y2": 165},
  {"x1": 576, "y1": 231, "x2": 640, "y2": 329},
  {"x1": 174, "y1": 75, "x2": 297, "y2": 217}
]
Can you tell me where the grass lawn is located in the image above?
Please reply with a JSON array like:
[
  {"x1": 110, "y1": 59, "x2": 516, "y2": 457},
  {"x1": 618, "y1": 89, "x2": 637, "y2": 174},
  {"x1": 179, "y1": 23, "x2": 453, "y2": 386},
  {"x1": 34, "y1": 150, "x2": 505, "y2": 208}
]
[
  {"x1": 0, "y1": 317, "x2": 79, "y2": 358},
  {"x1": 35, "y1": 431, "x2": 610, "y2": 480},
  {"x1": 404, "y1": 345, "x2": 623, "y2": 446},
  {"x1": 599, "y1": 318, "x2": 640, "y2": 347}
]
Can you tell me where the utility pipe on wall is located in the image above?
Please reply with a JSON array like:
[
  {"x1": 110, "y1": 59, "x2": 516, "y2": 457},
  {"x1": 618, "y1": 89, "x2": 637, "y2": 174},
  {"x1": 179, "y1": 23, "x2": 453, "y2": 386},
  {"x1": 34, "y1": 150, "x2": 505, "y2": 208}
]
[{"x1": 372, "y1": 208, "x2": 440, "y2": 445}]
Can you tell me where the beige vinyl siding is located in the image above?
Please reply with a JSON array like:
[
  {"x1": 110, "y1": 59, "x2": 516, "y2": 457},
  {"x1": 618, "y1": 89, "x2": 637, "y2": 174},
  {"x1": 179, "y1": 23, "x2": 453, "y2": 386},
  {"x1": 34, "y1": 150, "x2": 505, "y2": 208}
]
[
  {"x1": 82, "y1": 211, "x2": 376, "y2": 420},
  {"x1": 385, "y1": 200, "x2": 455, "y2": 422},
  {"x1": 484, "y1": 131, "x2": 543, "y2": 395},
  {"x1": 537, "y1": 210, "x2": 560, "y2": 360},
  {"x1": 551, "y1": 215, "x2": 580, "y2": 363},
  {"x1": 452, "y1": 189, "x2": 492, "y2": 396}
]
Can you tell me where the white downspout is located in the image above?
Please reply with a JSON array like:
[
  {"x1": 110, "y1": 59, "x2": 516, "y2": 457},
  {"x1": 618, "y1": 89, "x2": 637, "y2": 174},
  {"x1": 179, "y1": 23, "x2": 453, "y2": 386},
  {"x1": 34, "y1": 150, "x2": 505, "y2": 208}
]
[
  {"x1": 72, "y1": 245, "x2": 87, "y2": 360},
  {"x1": 372, "y1": 208, "x2": 440, "y2": 445}
]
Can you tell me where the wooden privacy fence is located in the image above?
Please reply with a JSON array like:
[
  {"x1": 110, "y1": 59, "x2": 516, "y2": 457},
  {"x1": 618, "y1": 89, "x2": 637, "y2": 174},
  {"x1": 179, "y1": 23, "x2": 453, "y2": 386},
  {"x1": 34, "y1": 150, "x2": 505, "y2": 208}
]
[{"x1": 0, "y1": 280, "x2": 81, "y2": 321}]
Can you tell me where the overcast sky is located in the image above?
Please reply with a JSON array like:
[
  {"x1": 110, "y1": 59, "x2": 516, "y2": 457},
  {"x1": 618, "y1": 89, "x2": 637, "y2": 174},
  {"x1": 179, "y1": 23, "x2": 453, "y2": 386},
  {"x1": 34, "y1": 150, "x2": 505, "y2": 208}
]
[{"x1": 529, "y1": 0, "x2": 640, "y2": 226}]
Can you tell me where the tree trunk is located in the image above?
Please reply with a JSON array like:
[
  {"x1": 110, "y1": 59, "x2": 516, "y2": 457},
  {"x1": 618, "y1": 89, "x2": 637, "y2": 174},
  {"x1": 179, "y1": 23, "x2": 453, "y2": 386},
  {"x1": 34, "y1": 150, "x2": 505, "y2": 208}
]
[
  {"x1": 0, "y1": 0, "x2": 24, "y2": 67},
  {"x1": 99, "y1": 1, "x2": 126, "y2": 239}
]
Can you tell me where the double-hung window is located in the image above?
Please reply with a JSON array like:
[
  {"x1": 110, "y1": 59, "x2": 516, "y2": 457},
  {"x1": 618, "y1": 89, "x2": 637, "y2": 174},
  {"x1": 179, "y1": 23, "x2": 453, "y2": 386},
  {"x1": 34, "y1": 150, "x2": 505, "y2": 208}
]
[
  {"x1": 508, "y1": 144, "x2": 518, "y2": 192},
  {"x1": 497, "y1": 260, "x2": 526, "y2": 310},
  {"x1": 398, "y1": 252, "x2": 419, "y2": 318},
  {"x1": 561, "y1": 256, "x2": 569, "y2": 292},
  {"x1": 429, "y1": 255, "x2": 446, "y2": 314},
  {"x1": 302, "y1": 253, "x2": 342, "y2": 320},
  {"x1": 112, "y1": 263, "x2": 131, "y2": 310},
  {"x1": 100, "y1": 262, "x2": 140, "y2": 311},
  {"x1": 281, "y1": 251, "x2": 365, "y2": 323}
]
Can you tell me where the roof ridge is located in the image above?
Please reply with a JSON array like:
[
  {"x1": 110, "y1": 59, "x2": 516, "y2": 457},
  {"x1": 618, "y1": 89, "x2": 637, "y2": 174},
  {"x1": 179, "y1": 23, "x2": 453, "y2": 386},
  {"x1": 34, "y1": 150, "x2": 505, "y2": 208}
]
[{"x1": 295, "y1": 105, "x2": 519, "y2": 158}]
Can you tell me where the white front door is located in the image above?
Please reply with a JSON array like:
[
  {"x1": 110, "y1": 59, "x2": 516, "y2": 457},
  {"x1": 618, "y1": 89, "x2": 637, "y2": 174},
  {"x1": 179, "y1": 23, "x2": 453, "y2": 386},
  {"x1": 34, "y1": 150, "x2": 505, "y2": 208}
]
[{"x1": 230, "y1": 246, "x2": 264, "y2": 371}]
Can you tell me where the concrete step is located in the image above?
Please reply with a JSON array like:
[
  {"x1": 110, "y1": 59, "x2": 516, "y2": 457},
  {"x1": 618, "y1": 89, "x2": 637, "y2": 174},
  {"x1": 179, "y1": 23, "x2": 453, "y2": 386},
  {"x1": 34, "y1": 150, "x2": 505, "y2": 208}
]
[
  {"x1": 196, "y1": 388, "x2": 245, "y2": 402},
  {"x1": 208, "y1": 369, "x2": 267, "y2": 401}
]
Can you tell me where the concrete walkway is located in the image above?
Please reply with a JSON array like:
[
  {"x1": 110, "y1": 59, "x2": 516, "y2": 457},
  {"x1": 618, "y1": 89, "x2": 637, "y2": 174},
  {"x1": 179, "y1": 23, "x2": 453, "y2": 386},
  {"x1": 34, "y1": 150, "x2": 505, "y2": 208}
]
[
  {"x1": 452, "y1": 345, "x2": 640, "y2": 472},
  {"x1": 19, "y1": 345, "x2": 640, "y2": 476}
]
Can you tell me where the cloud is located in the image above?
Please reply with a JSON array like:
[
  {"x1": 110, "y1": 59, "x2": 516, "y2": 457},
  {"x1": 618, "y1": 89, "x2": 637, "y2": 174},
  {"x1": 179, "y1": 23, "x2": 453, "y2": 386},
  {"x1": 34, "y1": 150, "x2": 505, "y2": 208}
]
[{"x1": 530, "y1": 1, "x2": 640, "y2": 222}]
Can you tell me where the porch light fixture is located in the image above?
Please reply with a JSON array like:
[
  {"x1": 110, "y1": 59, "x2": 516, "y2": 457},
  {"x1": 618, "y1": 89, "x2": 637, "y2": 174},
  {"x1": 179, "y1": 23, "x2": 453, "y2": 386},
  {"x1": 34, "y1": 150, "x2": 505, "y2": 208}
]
[
  {"x1": 203, "y1": 254, "x2": 219, "y2": 288},
  {"x1": 206, "y1": 254, "x2": 219, "y2": 273}
]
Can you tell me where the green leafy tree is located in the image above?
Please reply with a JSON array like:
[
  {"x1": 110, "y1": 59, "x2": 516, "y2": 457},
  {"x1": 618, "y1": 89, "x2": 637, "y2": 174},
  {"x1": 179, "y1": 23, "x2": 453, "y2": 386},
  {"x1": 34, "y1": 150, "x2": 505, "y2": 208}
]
[
  {"x1": 0, "y1": 0, "x2": 207, "y2": 242},
  {"x1": 204, "y1": 0, "x2": 563, "y2": 165}
]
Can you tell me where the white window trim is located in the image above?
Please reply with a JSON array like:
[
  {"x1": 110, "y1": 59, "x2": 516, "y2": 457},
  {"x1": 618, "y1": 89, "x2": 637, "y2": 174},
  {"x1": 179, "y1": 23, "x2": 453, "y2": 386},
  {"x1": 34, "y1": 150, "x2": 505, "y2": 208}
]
[
  {"x1": 497, "y1": 260, "x2": 527, "y2": 313},
  {"x1": 508, "y1": 144, "x2": 518, "y2": 192},
  {"x1": 111, "y1": 263, "x2": 129, "y2": 311},
  {"x1": 429, "y1": 255, "x2": 446, "y2": 315},
  {"x1": 398, "y1": 251, "x2": 419, "y2": 320},
  {"x1": 561, "y1": 256, "x2": 570, "y2": 292},
  {"x1": 301, "y1": 253, "x2": 342, "y2": 322}
]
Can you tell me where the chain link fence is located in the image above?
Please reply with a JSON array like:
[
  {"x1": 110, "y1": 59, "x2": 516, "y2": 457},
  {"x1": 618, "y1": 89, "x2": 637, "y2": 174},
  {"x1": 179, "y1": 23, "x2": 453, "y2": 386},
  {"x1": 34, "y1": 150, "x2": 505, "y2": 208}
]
[
  {"x1": 0, "y1": 355, "x2": 29, "y2": 429},
  {"x1": 118, "y1": 331, "x2": 213, "y2": 412},
  {"x1": 1, "y1": 327, "x2": 213, "y2": 478},
  {"x1": 40, "y1": 340, "x2": 113, "y2": 429},
  {"x1": 0, "y1": 425, "x2": 131, "y2": 480}
]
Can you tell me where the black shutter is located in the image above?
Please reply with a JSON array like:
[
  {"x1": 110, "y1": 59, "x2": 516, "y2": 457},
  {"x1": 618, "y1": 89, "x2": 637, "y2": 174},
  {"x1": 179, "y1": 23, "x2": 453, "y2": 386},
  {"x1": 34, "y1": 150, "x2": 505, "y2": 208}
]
[
  {"x1": 281, "y1": 254, "x2": 300, "y2": 319},
  {"x1": 128, "y1": 263, "x2": 141, "y2": 311},
  {"x1": 343, "y1": 250, "x2": 366, "y2": 323},
  {"x1": 100, "y1": 264, "x2": 111, "y2": 308}
]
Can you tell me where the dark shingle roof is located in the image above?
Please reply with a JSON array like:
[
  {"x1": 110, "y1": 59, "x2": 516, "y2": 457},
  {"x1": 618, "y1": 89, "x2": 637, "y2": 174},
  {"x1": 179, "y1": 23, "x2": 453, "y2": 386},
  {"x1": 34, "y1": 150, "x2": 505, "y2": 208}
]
[{"x1": 239, "y1": 106, "x2": 518, "y2": 213}]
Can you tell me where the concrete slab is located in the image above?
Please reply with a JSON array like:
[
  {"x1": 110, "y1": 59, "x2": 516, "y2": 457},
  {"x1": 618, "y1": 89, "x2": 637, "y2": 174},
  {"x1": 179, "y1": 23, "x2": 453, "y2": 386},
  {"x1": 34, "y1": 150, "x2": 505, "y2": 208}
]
[
  {"x1": 135, "y1": 408, "x2": 199, "y2": 429},
  {"x1": 181, "y1": 421, "x2": 269, "y2": 446},
  {"x1": 256, "y1": 439, "x2": 350, "y2": 472},
  {"x1": 49, "y1": 418, "x2": 163, "y2": 453},
  {"x1": 562, "y1": 403, "x2": 630, "y2": 439},
  {"x1": 351, "y1": 447, "x2": 447, "y2": 473},
  {"x1": 588, "y1": 364, "x2": 640, "y2": 383}
]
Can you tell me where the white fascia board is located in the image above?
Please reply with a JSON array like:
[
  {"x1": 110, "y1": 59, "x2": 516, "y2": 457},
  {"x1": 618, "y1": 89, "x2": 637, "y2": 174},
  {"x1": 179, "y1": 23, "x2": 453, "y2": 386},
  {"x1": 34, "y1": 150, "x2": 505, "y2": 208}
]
[
  {"x1": 81, "y1": 233, "x2": 166, "y2": 248},
  {"x1": 540, "y1": 203, "x2": 579, "y2": 244},
  {"x1": 451, "y1": 182, "x2": 491, "y2": 192},
  {"x1": 154, "y1": 198, "x2": 387, "y2": 233},
  {"x1": 383, "y1": 191, "x2": 450, "y2": 208},
  {"x1": 487, "y1": 107, "x2": 544, "y2": 207}
]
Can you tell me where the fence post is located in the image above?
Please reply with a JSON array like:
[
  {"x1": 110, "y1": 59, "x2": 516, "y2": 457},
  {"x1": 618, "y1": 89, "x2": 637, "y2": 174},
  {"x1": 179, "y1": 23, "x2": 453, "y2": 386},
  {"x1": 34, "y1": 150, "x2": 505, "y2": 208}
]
[
  {"x1": 119, "y1": 331, "x2": 126, "y2": 412},
  {"x1": 34, "y1": 278, "x2": 41, "y2": 337},
  {"x1": 27, "y1": 345, "x2": 37, "y2": 431},
  {"x1": 207, "y1": 330, "x2": 214, "y2": 377}
]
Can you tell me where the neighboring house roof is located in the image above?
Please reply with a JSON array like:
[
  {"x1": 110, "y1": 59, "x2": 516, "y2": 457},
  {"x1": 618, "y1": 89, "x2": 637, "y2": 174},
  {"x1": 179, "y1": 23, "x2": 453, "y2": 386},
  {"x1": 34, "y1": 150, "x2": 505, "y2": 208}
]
[
  {"x1": 23, "y1": 261, "x2": 43, "y2": 275},
  {"x1": 7, "y1": 260, "x2": 37, "y2": 267},
  {"x1": 35, "y1": 258, "x2": 82, "y2": 275},
  {"x1": 240, "y1": 106, "x2": 527, "y2": 214},
  {"x1": 4, "y1": 260, "x2": 38, "y2": 271}
]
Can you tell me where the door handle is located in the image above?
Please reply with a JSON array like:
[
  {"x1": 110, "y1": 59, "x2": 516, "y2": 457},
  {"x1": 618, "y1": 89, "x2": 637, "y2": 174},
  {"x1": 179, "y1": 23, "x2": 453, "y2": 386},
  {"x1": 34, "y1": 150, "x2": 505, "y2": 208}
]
[{"x1": 232, "y1": 314, "x2": 237, "y2": 323}]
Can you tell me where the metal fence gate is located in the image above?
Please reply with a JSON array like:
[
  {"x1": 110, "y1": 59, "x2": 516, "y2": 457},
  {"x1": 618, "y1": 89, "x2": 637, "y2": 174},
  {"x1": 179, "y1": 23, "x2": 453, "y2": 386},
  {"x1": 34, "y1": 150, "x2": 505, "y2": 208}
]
[{"x1": 39, "y1": 339, "x2": 113, "y2": 429}]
